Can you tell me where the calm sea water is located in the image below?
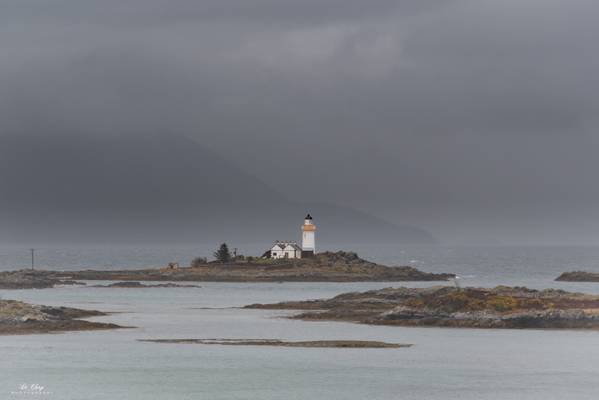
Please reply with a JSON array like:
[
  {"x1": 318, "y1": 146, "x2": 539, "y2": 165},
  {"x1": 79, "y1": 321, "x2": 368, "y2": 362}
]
[{"x1": 2, "y1": 245, "x2": 599, "y2": 399}]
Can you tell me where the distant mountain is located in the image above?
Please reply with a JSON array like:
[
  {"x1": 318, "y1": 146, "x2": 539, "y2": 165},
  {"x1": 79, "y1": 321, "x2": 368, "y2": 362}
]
[{"x1": 0, "y1": 133, "x2": 435, "y2": 244}]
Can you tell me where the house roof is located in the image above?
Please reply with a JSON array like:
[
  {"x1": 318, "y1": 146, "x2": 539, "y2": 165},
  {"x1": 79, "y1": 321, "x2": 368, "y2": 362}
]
[
  {"x1": 284, "y1": 243, "x2": 302, "y2": 251},
  {"x1": 271, "y1": 241, "x2": 301, "y2": 251}
]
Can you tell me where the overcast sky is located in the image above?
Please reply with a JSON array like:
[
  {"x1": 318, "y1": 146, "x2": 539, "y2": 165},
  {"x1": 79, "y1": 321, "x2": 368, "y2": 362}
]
[{"x1": 1, "y1": 0, "x2": 599, "y2": 244}]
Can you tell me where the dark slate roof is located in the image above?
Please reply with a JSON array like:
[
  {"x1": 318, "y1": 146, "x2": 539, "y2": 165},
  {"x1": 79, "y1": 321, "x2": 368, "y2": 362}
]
[
  {"x1": 270, "y1": 241, "x2": 303, "y2": 251},
  {"x1": 287, "y1": 243, "x2": 302, "y2": 251}
]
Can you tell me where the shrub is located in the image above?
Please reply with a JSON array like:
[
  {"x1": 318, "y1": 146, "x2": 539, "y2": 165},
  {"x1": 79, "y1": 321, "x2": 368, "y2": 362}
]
[
  {"x1": 191, "y1": 257, "x2": 207, "y2": 268},
  {"x1": 487, "y1": 296, "x2": 520, "y2": 312}
]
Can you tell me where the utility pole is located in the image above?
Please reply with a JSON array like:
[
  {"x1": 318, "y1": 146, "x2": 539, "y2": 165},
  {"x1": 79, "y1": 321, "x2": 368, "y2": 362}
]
[{"x1": 30, "y1": 248, "x2": 35, "y2": 270}]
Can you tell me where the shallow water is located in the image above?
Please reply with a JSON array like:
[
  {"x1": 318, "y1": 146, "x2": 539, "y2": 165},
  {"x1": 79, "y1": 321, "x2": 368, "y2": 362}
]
[{"x1": 1, "y1": 245, "x2": 599, "y2": 399}]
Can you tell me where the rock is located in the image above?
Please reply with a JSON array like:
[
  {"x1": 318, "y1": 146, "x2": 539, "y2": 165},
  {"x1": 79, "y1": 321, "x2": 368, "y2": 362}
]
[
  {"x1": 0, "y1": 299, "x2": 125, "y2": 335},
  {"x1": 556, "y1": 271, "x2": 599, "y2": 282},
  {"x1": 0, "y1": 270, "x2": 86, "y2": 289},
  {"x1": 245, "y1": 286, "x2": 599, "y2": 329}
]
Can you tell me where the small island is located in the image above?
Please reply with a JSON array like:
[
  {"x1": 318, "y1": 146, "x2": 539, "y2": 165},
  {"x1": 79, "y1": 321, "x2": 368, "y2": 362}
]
[
  {"x1": 91, "y1": 281, "x2": 201, "y2": 288},
  {"x1": 0, "y1": 299, "x2": 124, "y2": 335},
  {"x1": 67, "y1": 251, "x2": 453, "y2": 282},
  {"x1": 139, "y1": 338, "x2": 410, "y2": 348},
  {"x1": 1, "y1": 216, "x2": 453, "y2": 288},
  {"x1": 555, "y1": 271, "x2": 599, "y2": 282},
  {"x1": 0, "y1": 251, "x2": 454, "y2": 289},
  {"x1": 245, "y1": 286, "x2": 599, "y2": 329}
]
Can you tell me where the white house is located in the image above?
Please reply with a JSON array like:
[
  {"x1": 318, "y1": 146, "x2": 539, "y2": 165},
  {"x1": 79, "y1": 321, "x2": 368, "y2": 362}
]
[
  {"x1": 269, "y1": 241, "x2": 303, "y2": 259},
  {"x1": 265, "y1": 214, "x2": 317, "y2": 259}
]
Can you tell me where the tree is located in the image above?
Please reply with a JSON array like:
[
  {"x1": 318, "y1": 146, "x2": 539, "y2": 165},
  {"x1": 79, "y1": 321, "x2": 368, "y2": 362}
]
[{"x1": 213, "y1": 243, "x2": 232, "y2": 263}]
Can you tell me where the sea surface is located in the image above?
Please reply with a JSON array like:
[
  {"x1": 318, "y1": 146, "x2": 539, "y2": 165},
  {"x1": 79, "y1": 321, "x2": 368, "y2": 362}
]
[{"x1": 1, "y1": 245, "x2": 599, "y2": 399}]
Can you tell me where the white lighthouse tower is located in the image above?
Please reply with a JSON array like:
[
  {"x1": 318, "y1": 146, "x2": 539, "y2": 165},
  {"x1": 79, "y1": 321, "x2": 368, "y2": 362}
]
[{"x1": 301, "y1": 214, "x2": 316, "y2": 257}]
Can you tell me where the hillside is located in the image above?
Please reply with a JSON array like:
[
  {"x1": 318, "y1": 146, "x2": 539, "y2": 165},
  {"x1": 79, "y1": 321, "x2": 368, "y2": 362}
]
[{"x1": 0, "y1": 133, "x2": 434, "y2": 244}]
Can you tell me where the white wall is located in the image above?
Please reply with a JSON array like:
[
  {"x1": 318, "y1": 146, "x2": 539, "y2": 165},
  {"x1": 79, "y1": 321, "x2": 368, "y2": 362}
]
[{"x1": 302, "y1": 231, "x2": 315, "y2": 251}]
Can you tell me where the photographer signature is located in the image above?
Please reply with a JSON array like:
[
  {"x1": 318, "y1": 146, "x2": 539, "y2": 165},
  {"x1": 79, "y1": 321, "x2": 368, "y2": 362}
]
[{"x1": 10, "y1": 383, "x2": 52, "y2": 396}]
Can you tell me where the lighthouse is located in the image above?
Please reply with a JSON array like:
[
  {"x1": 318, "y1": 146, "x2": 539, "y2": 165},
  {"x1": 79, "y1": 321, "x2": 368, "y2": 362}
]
[{"x1": 301, "y1": 214, "x2": 316, "y2": 257}]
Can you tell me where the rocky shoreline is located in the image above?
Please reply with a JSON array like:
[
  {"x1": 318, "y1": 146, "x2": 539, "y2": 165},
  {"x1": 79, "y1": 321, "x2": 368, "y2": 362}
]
[
  {"x1": 245, "y1": 286, "x2": 599, "y2": 329},
  {"x1": 0, "y1": 299, "x2": 125, "y2": 335},
  {"x1": 0, "y1": 252, "x2": 454, "y2": 289},
  {"x1": 139, "y1": 338, "x2": 410, "y2": 348},
  {"x1": 556, "y1": 271, "x2": 599, "y2": 282}
]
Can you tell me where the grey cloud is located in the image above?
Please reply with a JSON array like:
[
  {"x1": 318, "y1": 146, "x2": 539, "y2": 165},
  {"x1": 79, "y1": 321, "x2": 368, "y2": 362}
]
[{"x1": 1, "y1": 0, "x2": 598, "y2": 243}]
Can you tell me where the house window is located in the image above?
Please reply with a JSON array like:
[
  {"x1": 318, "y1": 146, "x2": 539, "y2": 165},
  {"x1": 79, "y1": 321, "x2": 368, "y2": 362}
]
[{"x1": 272, "y1": 252, "x2": 277, "y2": 256}]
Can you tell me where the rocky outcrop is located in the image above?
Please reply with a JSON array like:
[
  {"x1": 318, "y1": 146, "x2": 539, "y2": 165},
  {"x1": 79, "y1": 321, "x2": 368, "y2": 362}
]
[
  {"x1": 0, "y1": 270, "x2": 86, "y2": 289},
  {"x1": 245, "y1": 286, "x2": 599, "y2": 329},
  {"x1": 556, "y1": 271, "x2": 599, "y2": 282},
  {"x1": 0, "y1": 299, "x2": 124, "y2": 335}
]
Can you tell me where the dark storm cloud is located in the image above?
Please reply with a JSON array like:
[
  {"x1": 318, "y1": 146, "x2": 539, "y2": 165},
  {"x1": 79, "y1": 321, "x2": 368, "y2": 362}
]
[{"x1": 1, "y1": 0, "x2": 598, "y2": 243}]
